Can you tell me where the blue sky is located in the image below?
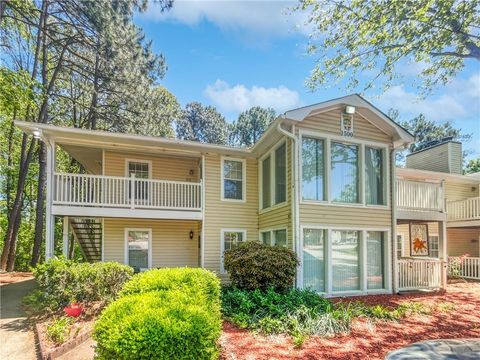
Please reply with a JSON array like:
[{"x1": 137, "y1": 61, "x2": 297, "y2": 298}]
[{"x1": 135, "y1": 1, "x2": 480, "y2": 160}]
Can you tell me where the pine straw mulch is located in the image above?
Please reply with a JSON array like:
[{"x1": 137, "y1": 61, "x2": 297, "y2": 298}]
[
  {"x1": 220, "y1": 281, "x2": 480, "y2": 360},
  {"x1": 0, "y1": 271, "x2": 33, "y2": 286}
]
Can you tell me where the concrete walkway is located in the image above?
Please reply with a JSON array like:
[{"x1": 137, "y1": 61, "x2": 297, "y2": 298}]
[
  {"x1": 0, "y1": 278, "x2": 38, "y2": 360},
  {"x1": 386, "y1": 339, "x2": 480, "y2": 359}
]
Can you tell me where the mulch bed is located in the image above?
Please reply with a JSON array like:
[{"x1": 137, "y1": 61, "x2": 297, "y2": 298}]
[
  {"x1": 220, "y1": 282, "x2": 480, "y2": 360},
  {"x1": 0, "y1": 271, "x2": 33, "y2": 285}
]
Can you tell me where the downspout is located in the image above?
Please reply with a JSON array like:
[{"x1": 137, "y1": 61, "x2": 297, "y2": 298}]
[
  {"x1": 276, "y1": 122, "x2": 300, "y2": 287},
  {"x1": 391, "y1": 147, "x2": 398, "y2": 294}
]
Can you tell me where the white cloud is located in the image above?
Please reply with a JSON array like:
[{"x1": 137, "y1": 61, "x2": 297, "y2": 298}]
[
  {"x1": 372, "y1": 73, "x2": 480, "y2": 123},
  {"x1": 139, "y1": 0, "x2": 309, "y2": 38},
  {"x1": 203, "y1": 79, "x2": 300, "y2": 113}
]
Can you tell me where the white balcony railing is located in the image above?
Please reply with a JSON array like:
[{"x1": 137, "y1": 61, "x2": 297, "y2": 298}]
[
  {"x1": 398, "y1": 259, "x2": 444, "y2": 291},
  {"x1": 446, "y1": 197, "x2": 480, "y2": 221},
  {"x1": 53, "y1": 173, "x2": 202, "y2": 211},
  {"x1": 396, "y1": 179, "x2": 444, "y2": 212},
  {"x1": 448, "y1": 256, "x2": 480, "y2": 280}
]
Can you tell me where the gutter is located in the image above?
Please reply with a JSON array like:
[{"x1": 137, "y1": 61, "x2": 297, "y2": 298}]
[{"x1": 391, "y1": 148, "x2": 398, "y2": 294}]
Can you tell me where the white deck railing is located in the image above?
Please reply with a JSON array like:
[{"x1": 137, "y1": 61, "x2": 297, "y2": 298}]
[
  {"x1": 396, "y1": 179, "x2": 444, "y2": 212},
  {"x1": 398, "y1": 259, "x2": 443, "y2": 291},
  {"x1": 448, "y1": 256, "x2": 480, "y2": 280},
  {"x1": 446, "y1": 197, "x2": 480, "y2": 221},
  {"x1": 54, "y1": 173, "x2": 202, "y2": 211}
]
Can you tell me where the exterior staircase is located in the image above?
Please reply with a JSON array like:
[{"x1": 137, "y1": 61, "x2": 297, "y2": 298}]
[{"x1": 69, "y1": 218, "x2": 102, "y2": 262}]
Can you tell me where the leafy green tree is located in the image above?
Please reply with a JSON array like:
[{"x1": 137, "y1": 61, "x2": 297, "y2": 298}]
[
  {"x1": 297, "y1": 0, "x2": 480, "y2": 93},
  {"x1": 230, "y1": 107, "x2": 276, "y2": 146},
  {"x1": 464, "y1": 158, "x2": 480, "y2": 174},
  {"x1": 176, "y1": 102, "x2": 229, "y2": 145}
]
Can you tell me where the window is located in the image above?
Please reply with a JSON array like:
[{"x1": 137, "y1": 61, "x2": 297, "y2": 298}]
[
  {"x1": 302, "y1": 137, "x2": 325, "y2": 201},
  {"x1": 262, "y1": 156, "x2": 271, "y2": 208},
  {"x1": 429, "y1": 236, "x2": 439, "y2": 258},
  {"x1": 221, "y1": 230, "x2": 246, "y2": 273},
  {"x1": 331, "y1": 142, "x2": 359, "y2": 203},
  {"x1": 260, "y1": 229, "x2": 287, "y2": 247},
  {"x1": 125, "y1": 229, "x2": 151, "y2": 272},
  {"x1": 367, "y1": 231, "x2": 385, "y2": 290},
  {"x1": 332, "y1": 230, "x2": 359, "y2": 292},
  {"x1": 397, "y1": 234, "x2": 403, "y2": 259},
  {"x1": 275, "y1": 143, "x2": 286, "y2": 204},
  {"x1": 303, "y1": 228, "x2": 326, "y2": 293},
  {"x1": 223, "y1": 159, "x2": 245, "y2": 201},
  {"x1": 127, "y1": 160, "x2": 150, "y2": 201},
  {"x1": 365, "y1": 147, "x2": 385, "y2": 205}
]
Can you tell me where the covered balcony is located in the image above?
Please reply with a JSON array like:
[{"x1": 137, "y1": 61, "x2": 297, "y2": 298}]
[{"x1": 446, "y1": 197, "x2": 480, "y2": 226}]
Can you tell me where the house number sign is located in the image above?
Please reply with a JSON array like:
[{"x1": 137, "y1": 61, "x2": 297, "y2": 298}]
[{"x1": 341, "y1": 113, "x2": 354, "y2": 137}]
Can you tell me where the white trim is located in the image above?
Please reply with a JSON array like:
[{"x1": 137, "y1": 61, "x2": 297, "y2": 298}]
[
  {"x1": 200, "y1": 155, "x2": 206, "y2": 268},
  {"x1": 62, "y1": 216, "x2": 69, "y2": 257},
  {"x1": 124, "y1": 158, "x2": 153, "y2": 178},
  {"x1": 396, "y1": 233, "x2": 404, "y2": 258},
  {"x1": 101, "y1": 218, "x2": 105, "y2": 261},
  {"x1": 220, "y1": 229, "x2": 247, "y2": 274},
  {"x1": 299, "y1": 224, "x2": 392, "y2": 296},
  {"x1": 258, "y1": 227, "x2": 288, "y2": 247},
  {"x1": 124, "y1": 228, "x2": 152, "y2": 270},
  {"x1": 45, "y1": 140, "x2": 55, "y2": 260},
  {"x1": 220, "y1": 157, "x2": 247, "y2": 202},
  {"x1": 258, "y1": 138, "x2": 288, "y2": 211},
  {"x1": 298, "y1": 129, "x2": 391, "y2": 209}
]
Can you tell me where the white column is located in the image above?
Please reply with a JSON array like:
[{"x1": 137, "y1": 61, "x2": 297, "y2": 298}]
[
  {"x1": 360, "y1": 230, "x2": 368, "y2": 292},
  {"x1": 45, "y1": 140, "x2": 55, "y2": 260},
  {"x1": 62, "y1": 216, "x2": 69, "y2": 257},
  {"x1": 200, "y1": 155, "x2": 205, "y2": 268},
  {"x1": 439, "y1": 220, "x2": 448, "y2": 288}
]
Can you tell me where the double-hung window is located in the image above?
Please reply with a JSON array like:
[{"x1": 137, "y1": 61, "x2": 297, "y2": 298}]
[
  {"x1": 332, "y1": 230, "x2": 360, "y2": 291},
  {"x1": 221, "y1": 230, "x2": 246, "y2": 273},
  {"x1": 260, "y1": 229, "x2": 287, "y2": 247},
  {"x1": 222, "y1": 159, "x2": 245, "y2": 201},
  {"x1": 275, "y1": 143, "x2": 286, "y2": 204},
  {"x1": 429, "y1": 236, "x2": 439, "y2": 258},
  {"x1": 367, "y1": 231, "x2": 385, "y2": 290},
  {"x1": 125, "y1": 229, "x2": 151, "y2": 272},
  {"x1": 262, "y1": 156, "x2": 271, "y2": 208},
  {"x1": 303, "y1": 228, "x2": 326, "y2": 293},
  {"x1": 365, "y1": 147, "x2": 385, "y2": 205}
]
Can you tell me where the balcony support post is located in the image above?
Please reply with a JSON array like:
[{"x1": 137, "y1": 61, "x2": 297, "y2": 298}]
[
  {"x1": 62, "y1": 216, "x2": 69, "y2": 258},
  {"x1": 130, "y1": 173, "x2": 135, "y2": 209},
  {"x1": 439, "y1": 220, "x2": 448, "y2": 289},
  {"x1": 45, "y1": 140, "x2": 55, "y2": 260}
]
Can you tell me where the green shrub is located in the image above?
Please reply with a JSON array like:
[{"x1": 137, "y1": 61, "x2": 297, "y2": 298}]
[
  {"x1": 33, "y1": 258, "x2": 133, "y2": 311},
  {"x1": 223, "y1": 241, "x2": 298, "y2": 291},
  {"x1": 46, "y1": 316, "x2": 74, "y2": 345},
  {"x1": 94, "y1": 268, "x2": 222, "y2": 360},
  {"x1": 120, "y1": 267, "x2": 220, "y2": 306}
]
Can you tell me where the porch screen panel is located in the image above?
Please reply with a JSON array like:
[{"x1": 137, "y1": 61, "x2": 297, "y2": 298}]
[
  {"x1": 303, "y1": 228, "x2": 326, "y2": 293},
  {"x1": 331, "y1": 142, "x2": 359, "y2": 203},
  {"x1": 302, "y1": 137, "x2": 324, "y2": 201},
  {"x1": 332, "y1": 230, "x2": 359, "y2": 291},
  {"x1": 127, "y1": 230, "x2": 149, "y2": 272},
  {"x1": 367, "y1": 231, "x2": 385, "y2": 290},
  {"x1": 365, "y1": 147, "x2": 384, "y2": 205}
]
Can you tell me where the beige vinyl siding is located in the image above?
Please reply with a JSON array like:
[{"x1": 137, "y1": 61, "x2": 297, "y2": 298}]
[
  {"x1": 396, "y1": 222, "x2": 439, "y2": 258},
  {"x1": 448, "y1": 142, "x2": 463, "y2": 175},
  {"x1": 447, "y1": 228, "x2": 480, "y2": 257},
  {"x1": 258, "y1": 139, "x2": 293, "y2": 248},
  {"x1": 299, "y1": 108, "x2": 392, "y2": 143},
  {"x1": 203, "y1": 154, "x2": 258, "y2": 278},
  {"x1": 103, "y1": 218, "x2": 200, "y2": 267},
  {"x1": 445, "y1": 181, "x2": 479, "y2": 202},
  {"x1": 104, "y1": 150, "x2": 200, "y2": 182},
  {"x1": 406, "y1": 142, "x2": 462, "y2": 174}
]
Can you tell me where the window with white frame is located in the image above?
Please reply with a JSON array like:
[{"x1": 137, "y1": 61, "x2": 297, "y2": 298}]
[
  {"x1": 300, "y1": 134, "x2": 388, "y2": 207},
  {"x1": 222, "y1": 159, "x2": 245, "y2": 201},
  {"x1": 260, "y1": 141, "x2": 287, "y2": 209},
  {"x1": 429, "y1": 236, "x2": 439, "y2": 258},
  {"x1": 365, "y1": 147, "x2": 385, "y2": 205},
  {"x1": 331, "y1": 142, "x2": 359, "y2": 203},
  {"x1": 221, "y1": 230, "x2": 246, "y2": 273},
  {"x1": 125, "y1": 229, "x2": 151, "y2": 272},
  {"x1": 260, "y1": 229, "x2": 287, "y2": 248},
  {"x1": 302, "y1": 137, "x2": 325, "y2": 201},
  {"x1": 302, "y1": 228, "x2": 389, "y2": 294},
  {"x1": 303, "y1": 228, "x2": 326, "y2": 293},
  {"x1": 396, "y1": 234, "x2": 403, "y2": 259}
]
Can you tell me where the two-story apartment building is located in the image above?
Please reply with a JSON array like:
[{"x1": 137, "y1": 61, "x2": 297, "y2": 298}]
[{"x1": 16, "y1": 94, "x2": 480, "y2": 296}]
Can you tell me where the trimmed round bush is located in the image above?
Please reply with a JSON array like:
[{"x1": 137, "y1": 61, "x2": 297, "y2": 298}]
[
  {"x1": 223, "y1": 241, "x2": 299, "y2": 291},
  {"x1": 94, "y1": 268, "x2": 222, "y2": 360},
  {"x1": 94, "y1": 291, "x2": 221, "y2": 360},
  {"x1": 120, "y1": 267, "x2": 220, "y2": 306}
]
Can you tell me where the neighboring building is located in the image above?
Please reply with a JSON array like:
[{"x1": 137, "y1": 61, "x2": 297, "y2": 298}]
[{"x1": 16, "y1": 94, "x2": 480, "y2": 296}]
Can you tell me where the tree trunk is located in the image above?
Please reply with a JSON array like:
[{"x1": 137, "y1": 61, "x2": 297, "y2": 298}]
[
  {"x1": 6, "y1": 112, "x2": 16, "y2": 212},
  {"x1": 6, "y1": 206, "x2": 23, "y2": 272},
  {"x1": 31, "y1": 142, "x2": 47, "y2": 267}
]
